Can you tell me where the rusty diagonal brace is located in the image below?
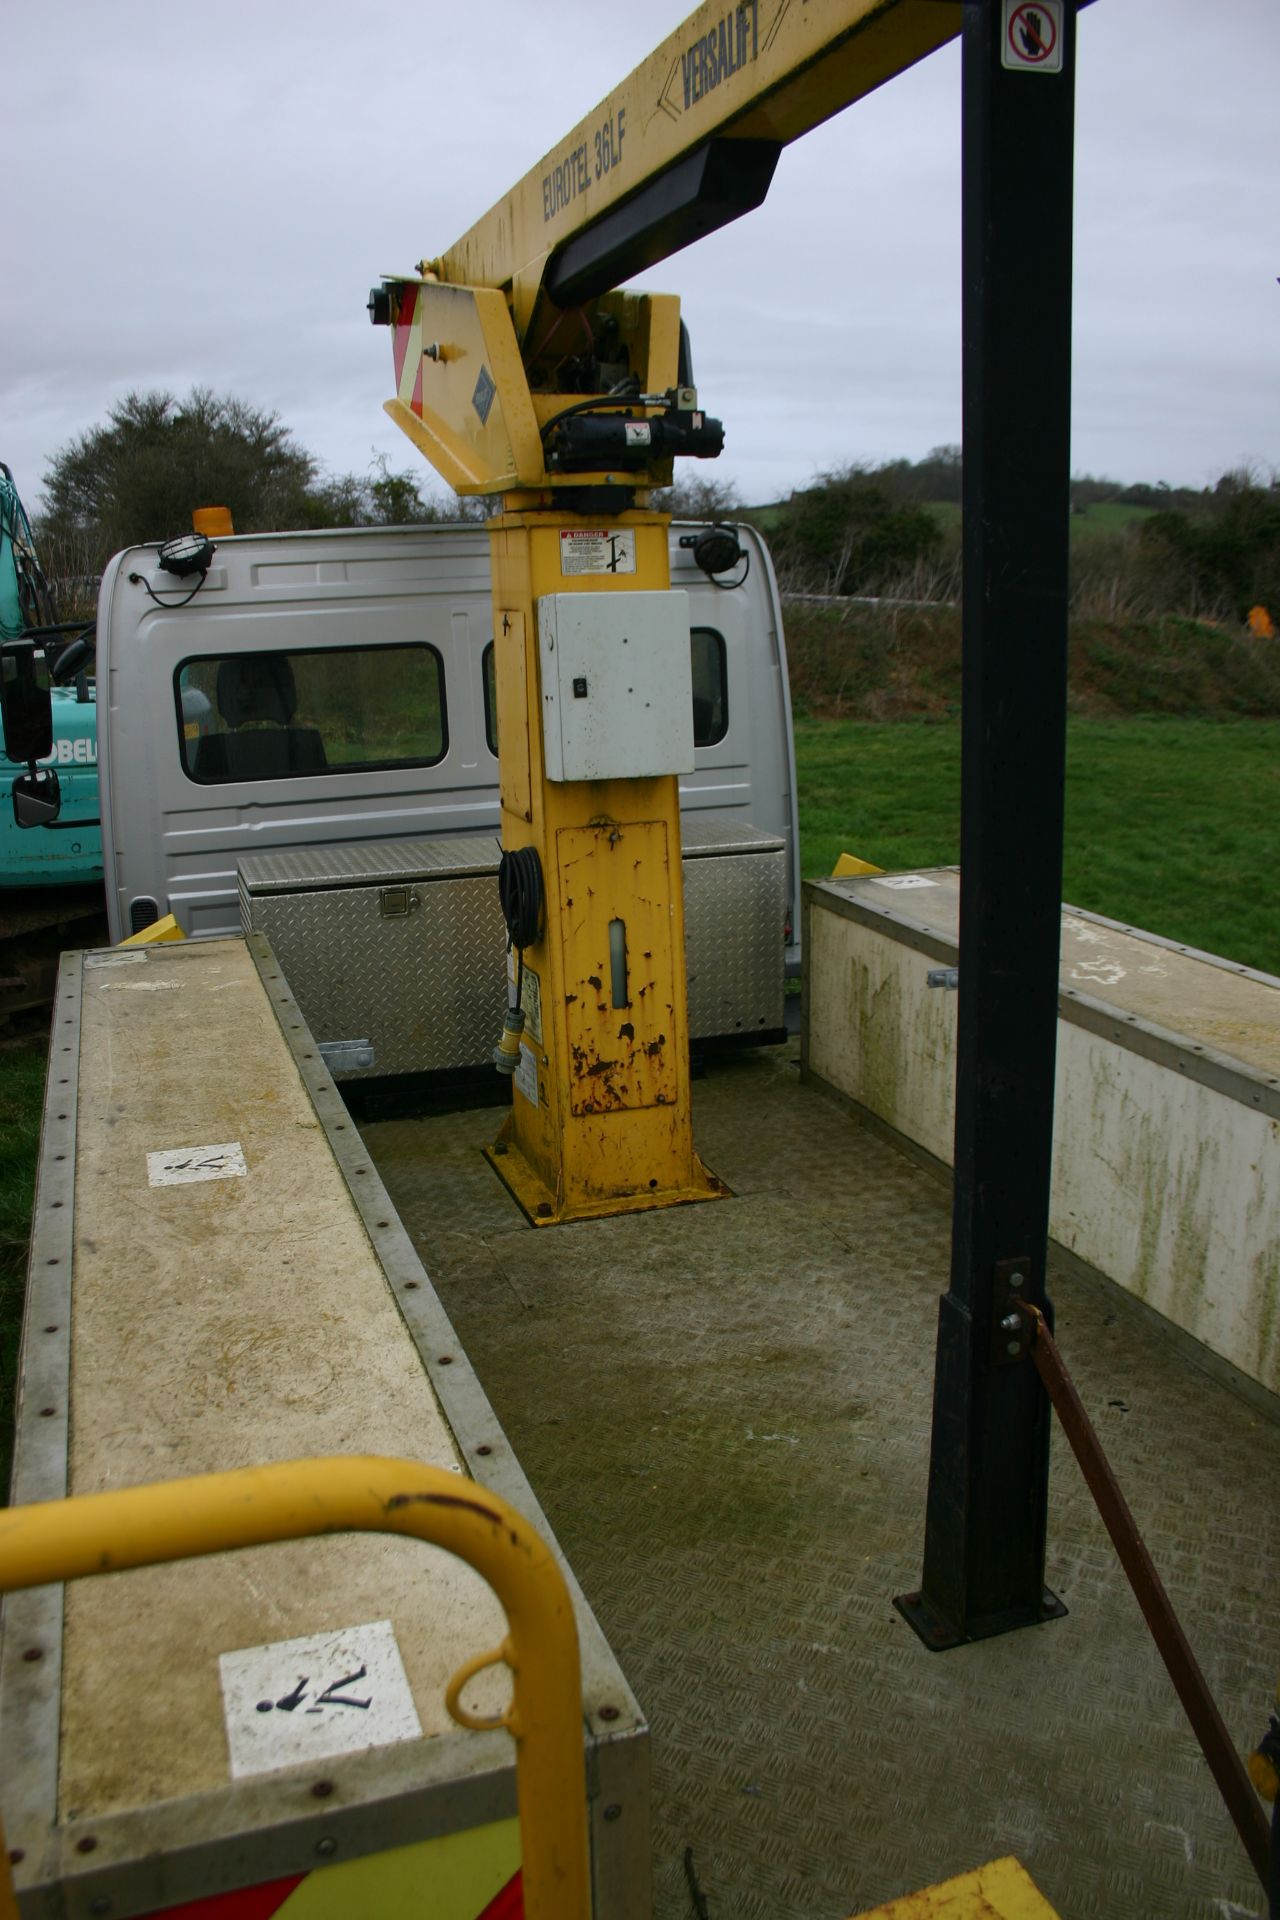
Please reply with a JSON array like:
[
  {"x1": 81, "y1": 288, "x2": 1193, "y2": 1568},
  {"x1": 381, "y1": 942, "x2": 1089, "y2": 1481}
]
[{"x1": 1013, "y1": 1297, "x2": 1272, "y2": 1893}]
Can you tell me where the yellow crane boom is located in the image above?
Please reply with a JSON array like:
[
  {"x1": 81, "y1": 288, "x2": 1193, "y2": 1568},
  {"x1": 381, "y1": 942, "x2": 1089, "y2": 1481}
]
[
  {"x1": 432, "y1": 0, "x2": 961, "y2": 337},
  {"x1": 371, "y1": 0, "x2": 961, "y2": 499}
]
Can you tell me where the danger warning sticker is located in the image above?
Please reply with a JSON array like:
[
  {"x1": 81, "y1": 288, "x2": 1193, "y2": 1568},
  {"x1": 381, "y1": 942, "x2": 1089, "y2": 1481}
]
[
  {"x1": 1002, "y1": 0, "x2": 1063, "y2": 72},
  {"x1": 559, "y1": 529, "x2": 636, "y2": 575}
]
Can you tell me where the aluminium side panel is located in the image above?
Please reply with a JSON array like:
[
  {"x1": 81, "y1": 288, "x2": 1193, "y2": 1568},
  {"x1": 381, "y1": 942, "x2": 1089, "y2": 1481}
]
[
  {"x1": 239, "y1": 837, "x2": 508, "y2": 1078},
  {"x1": 671, "y1": 524, "x2": 801, "y2": 970},
  {"x1": 683, "y1": 822, "x2": 787, "y2": 1041},
  {"x1": 239, "y1": 822, "x2": 786, "y2": 1077},
  {"x1": 802, "y1": 870, "x2": 1280, "y2": 1398}
]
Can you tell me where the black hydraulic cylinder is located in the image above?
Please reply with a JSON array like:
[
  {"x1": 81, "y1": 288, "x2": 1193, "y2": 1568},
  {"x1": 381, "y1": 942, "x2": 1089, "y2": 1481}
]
[
  {"x1": 896, "y1": 0, "x2": 1077, "y2": 1647},
  {"x1": 545, "y1": 410, "x2": 725, "y2": 473}
]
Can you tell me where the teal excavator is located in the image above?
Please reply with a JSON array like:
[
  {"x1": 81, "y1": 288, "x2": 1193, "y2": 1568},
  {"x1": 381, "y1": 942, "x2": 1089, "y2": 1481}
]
[{"x1": 0, "y1": 464, "x2": 104, "y2": 1027}]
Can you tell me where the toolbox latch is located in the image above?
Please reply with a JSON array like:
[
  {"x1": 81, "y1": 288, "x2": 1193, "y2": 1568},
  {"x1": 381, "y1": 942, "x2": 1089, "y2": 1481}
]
[{"x1": 380, "y1": 887, "x2": 420, "y2": 917}]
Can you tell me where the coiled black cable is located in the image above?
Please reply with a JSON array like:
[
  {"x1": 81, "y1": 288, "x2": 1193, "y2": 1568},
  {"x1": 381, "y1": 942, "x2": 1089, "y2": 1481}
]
[
  {"x1": 498, "y1": 846, "x2": 544, "y2": 1009},
  {"x1": 127, "y1": 568, "x2": 210, "y2": 610}
]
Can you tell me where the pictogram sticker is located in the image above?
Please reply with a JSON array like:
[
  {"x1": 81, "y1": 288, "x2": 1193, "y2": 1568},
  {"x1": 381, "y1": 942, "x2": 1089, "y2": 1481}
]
[
  {"x1": 472, "y1": 365, "x2": 497, "y2": 426},
  {"x1": 147, "y1": 1142, "x2": 247, "y2": 1187},
  {"x1": 1003, "y1": 0, "x2": 1063, "y2": 73},
  {"x1": 219, "y1": 1619, "x2": 421, "y2": 1779}
]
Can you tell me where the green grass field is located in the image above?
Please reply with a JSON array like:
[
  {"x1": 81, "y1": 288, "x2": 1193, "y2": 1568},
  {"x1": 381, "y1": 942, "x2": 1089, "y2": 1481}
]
[
  {"x1": 923, "y1": 500, "x2": 1154, "y2": 543},
  {"x1": 796, "y1": 715, "x2": 1280, "y2": 976},
  {"x1": 1069, "y1": 501, "x2": 1157, "y2": 537}
]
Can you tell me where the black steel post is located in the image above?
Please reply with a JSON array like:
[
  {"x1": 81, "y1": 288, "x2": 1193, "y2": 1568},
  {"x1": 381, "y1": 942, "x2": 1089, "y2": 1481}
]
[{"x1": 895, "y1": 0, "x2": 1077, "y2": 1648}]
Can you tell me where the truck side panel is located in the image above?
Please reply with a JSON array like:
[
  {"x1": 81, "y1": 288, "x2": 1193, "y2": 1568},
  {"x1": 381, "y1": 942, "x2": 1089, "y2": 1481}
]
[
  {"x1": 99, "y1": 533, "x2": 497, "y2": 940},
  {"x1": 97, "y1": 525, "x2": 800, "y2": 956}
]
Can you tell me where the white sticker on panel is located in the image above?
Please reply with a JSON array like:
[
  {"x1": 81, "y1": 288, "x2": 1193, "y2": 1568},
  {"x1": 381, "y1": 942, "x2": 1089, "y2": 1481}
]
[
  {"x1": 507, "y1": 951, "x2": 543, "y2": 1045},
  {"x1": 514, "y1": 1042, "x2": 539, "y2": 1108},
  {"x1": 870, "y1": 875, "x2": 940, "y2": 891},
  {"x1": 146, "y1": 1142, "x2": 247, "y2": 1187},
  {"x1": 84, "y1": 951, "x2": 148, "y2": 969},
  {"x1": 1002, "y1": 0, "x2": 1064, "y2": 73},
  {"x1": 219, "y1": 1618, "x2": 422, "y2": 1780}
]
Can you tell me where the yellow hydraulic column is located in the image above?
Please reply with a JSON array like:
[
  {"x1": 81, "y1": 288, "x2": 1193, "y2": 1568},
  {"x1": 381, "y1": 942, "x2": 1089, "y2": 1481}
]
[
  {"x1": 371, "y1": 0, "x2": 970, "y2": 1222},
  {"x1": 484, "y1": 506, "x2": 724, "y2": 1225}
]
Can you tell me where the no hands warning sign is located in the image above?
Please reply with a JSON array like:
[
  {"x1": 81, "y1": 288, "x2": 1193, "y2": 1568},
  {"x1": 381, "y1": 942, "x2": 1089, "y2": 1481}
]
[{"x1": 1002, "y1": 0, "x2": 1064, "y2": 73}]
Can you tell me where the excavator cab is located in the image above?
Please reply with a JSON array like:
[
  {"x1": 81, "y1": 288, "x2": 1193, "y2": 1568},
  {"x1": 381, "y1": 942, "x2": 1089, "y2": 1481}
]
[{"x1": 1, "y1": 634, "x2": 61, "y2": 827}]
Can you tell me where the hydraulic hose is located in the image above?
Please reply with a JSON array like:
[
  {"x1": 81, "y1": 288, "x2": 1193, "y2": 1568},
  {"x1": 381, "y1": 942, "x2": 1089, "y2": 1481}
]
[{"x1": 494, "y1": 847, "x2": 545, "y2": 1076}]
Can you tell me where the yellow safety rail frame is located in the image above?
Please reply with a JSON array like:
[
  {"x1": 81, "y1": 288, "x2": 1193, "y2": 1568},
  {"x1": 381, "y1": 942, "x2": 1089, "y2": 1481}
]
[{"x1": 0, "y1": 1456, "x2": 591, "y2": 1920}]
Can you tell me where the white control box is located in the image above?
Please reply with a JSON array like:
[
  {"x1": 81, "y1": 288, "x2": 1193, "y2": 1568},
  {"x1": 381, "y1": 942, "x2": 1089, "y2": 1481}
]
[{"x1": 537, "y1": 590, "x2": 695, "y2": 782}]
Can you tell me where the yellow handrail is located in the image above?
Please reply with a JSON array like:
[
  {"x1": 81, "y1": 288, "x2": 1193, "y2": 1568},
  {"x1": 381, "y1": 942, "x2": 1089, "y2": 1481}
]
[{"x1": 0, "y1": 1456, "x2": 591, "y2": 1920}]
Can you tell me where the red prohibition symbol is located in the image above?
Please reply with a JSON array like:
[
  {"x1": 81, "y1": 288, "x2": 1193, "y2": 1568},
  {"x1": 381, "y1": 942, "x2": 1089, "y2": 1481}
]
[{"x1": 1008, "y1": 3, "x2": 1057, "y2": 64}]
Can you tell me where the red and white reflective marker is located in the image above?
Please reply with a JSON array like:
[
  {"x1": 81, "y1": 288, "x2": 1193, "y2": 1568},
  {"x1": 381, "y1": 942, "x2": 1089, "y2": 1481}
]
[{"x1": 1002, "y1": 0, "x2": 1064, "y2": 73}]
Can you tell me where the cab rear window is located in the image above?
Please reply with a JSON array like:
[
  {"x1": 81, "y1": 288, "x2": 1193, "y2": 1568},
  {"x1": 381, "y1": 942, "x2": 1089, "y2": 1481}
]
[
  {"x1": 691, "y1": 627, "x2": 728, "y2": 747},
  {"x1": 176, "y1": 644, "x2": 446, "y2": 783}
]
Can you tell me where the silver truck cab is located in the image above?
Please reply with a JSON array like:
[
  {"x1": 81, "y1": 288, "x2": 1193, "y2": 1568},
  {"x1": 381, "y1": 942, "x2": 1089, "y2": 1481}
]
[{"x1": 95, "y1": 521, "x2": 800, "y2": 1073}]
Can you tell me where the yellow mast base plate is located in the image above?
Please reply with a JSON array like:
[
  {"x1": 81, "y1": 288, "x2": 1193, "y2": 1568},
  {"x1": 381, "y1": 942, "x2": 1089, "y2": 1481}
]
[
  {"x1": 845, "y1": 1855, "x2": 1063, "y2": 1919},
  {"x1": 483, "y1": 1132, "x2": 729, "y2": 1228}
]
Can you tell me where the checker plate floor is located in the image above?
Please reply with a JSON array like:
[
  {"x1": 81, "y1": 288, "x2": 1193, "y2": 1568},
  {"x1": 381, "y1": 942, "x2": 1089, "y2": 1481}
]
[{"x1": 361, "y1": 1045, "x2": 1278, "y2": 1920}]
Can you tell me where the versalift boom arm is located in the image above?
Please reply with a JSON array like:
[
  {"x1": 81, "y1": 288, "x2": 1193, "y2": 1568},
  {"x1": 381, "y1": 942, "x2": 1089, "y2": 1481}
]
[{"x1": 369, "y1": 0, "x2": 959, "y2": 499}]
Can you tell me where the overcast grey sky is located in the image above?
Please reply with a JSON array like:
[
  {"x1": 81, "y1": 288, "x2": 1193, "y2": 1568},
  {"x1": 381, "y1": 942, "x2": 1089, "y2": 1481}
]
[{"x1": 5, "y1": 1, "x2": 1277, "y2": 515}]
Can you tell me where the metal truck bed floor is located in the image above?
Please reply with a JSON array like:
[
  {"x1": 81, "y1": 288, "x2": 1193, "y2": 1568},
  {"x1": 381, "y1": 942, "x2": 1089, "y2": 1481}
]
[{"x1": 361, "y1": 1044, "x2": 1280, "y2": 1920}]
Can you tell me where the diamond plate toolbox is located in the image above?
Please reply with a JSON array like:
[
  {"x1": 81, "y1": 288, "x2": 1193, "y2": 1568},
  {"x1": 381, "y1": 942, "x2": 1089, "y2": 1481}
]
[{"x1": 239, "y1": 822, "x2": 786, "y2": 1079}]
